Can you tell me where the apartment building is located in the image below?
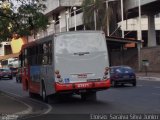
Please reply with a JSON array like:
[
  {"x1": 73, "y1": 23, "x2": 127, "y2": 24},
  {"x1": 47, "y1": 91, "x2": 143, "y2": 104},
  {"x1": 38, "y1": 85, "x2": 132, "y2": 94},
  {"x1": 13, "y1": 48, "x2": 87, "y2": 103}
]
[
  {"x1": 29, "y1": 0, "x2": 84, "y2": 42},
  {"x1": 28, "y1": 0, "x2": 160, "y2": 48}
]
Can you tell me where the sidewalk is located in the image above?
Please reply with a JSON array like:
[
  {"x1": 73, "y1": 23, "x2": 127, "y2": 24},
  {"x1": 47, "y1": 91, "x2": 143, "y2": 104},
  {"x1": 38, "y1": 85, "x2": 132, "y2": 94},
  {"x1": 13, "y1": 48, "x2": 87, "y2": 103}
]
[
  {"x1": 0, "y1": 91, "x2": 28, "y2": 114},
  {"x1": 136, "y1": 72, "x2": 160, "y2": 81}
]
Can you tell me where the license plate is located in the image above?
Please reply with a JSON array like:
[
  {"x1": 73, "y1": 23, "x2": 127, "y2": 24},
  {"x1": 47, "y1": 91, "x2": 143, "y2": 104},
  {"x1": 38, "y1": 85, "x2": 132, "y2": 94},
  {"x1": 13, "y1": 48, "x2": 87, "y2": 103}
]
[
  {"x1": 123, "y1": 75, "x2": 129, "y2": 78},
  {"x1": 4, "y1": 75, "x2": 9, "y2": 77},
  {"x1": 79, "y1": 90, "x2": 87, "y2": 93},
  {"x1": 76, "y1": 83, "x2": 91, "y2": 88}
]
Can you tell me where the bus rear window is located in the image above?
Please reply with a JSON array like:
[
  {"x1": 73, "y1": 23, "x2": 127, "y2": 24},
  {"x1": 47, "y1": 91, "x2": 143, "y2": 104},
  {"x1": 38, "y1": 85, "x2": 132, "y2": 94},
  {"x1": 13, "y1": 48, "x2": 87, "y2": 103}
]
[{"x1": 55, "y1": 33, "x2": 106, "y2": 54}]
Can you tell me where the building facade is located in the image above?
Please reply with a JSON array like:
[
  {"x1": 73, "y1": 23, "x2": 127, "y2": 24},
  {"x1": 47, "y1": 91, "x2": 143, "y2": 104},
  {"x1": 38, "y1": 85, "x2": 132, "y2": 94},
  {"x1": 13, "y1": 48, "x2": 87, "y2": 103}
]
[
  {"x1": 28, "y1": 0, "x2": 84, "y2": 42},
  {"x1": 29, "y1": 0, "x2": 160, "y2": 47}
]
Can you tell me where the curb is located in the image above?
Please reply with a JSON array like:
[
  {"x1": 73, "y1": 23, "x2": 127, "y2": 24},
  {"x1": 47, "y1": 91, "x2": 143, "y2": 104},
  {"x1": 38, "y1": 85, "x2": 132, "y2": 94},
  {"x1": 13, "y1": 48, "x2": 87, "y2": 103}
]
[
  {"x1": 0, "y1": 91, "x2": 32, "y2": 118},
  {"x1": 137, "y1": 76, "x2": 160, "y2": 81}
]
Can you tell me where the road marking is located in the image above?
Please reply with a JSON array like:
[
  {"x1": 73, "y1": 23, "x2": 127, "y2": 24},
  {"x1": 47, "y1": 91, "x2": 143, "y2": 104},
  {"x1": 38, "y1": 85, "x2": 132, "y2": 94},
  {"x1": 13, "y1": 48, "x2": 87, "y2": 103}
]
[
  {"x1": 152, "y1": 93, "x2": 160, "y2": 96},
  {"x1": 1, "y1": 91, "x2": 53, "y2": 115},
  {"x1": 2, "y1": 93, "x2": 32, "y2": 115},
  {"x1": 137, "y1": 77, "x2": 160, "y2": 81},
  {"x1": 154, "y1": 87, "x2": 160, "y2": 89}
]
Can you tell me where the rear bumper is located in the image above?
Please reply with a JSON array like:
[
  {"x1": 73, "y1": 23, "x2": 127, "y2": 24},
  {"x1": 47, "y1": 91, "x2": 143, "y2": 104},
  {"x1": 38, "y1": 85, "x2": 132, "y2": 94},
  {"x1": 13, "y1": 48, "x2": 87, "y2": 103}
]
[
  {"x1": 1, "y1": 75, "x2": 12, "y2": 78},
  {"x1": 55, "y1": 79, "x2": 111, "y2": 93},
  {"x1": 111, "y1": 79, "x2": 136, "y2": 84}
]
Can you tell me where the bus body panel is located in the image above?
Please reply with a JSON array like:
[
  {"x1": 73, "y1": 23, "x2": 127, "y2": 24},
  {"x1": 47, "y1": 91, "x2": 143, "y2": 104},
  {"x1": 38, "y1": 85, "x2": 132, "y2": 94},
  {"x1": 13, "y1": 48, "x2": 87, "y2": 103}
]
[
  {"x1": 54, "y1": 31, "x2": 110, "y2": 93},
  {"x1": 55, "y1": 52, "x2": 108, "y2": 83},
  {"x1": 28, "y1": 66, "x2": 41, "y2": 94},
  {"x1": 40, "y1": 65, "x2": 56, "y2": 95}
]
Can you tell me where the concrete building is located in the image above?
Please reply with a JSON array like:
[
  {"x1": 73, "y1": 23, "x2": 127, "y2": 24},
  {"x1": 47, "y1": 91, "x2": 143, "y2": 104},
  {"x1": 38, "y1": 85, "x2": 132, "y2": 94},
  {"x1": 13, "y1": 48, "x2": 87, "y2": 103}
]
[
  {"x1": 27, "y1": 0, "x2": 160, "y2": 72},
  {"x1": 29, "y1": 0, "x2": 160, "y2": 47},
  {"x1": 28, "y1": 0, "x2": 84, "y2": 42},
  {"x1": 122, "y1": 0, "x2": 160, "y2": 72},
  {"x1": 123, "y1": 0, "x2": 160, "y2": 47}
]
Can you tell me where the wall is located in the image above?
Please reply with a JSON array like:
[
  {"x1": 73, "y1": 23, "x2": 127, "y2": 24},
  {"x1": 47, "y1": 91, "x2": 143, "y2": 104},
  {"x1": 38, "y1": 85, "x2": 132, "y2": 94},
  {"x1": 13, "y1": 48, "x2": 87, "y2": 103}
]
[
  {"x1": 60, "y1": 0, "x2": 83, "y2": 6},
  {"x1": 124, "y1": 0, "x2": 157, "y2": 11},
  {"x1": 110, "y1": 48, "x2": 138, "y2": 71},
  {"x1": 140, "y1": 46, "x2": 160, "y2": 72},
  {"x1": 44, "y1": 0, "x2": 83, "y2": 15},
  {"x1": 44, "y1": 0, "x2": 59, "y2": 14},
  {"x1": 121, "y1": 17, "x2": 160, "y2": 31}
]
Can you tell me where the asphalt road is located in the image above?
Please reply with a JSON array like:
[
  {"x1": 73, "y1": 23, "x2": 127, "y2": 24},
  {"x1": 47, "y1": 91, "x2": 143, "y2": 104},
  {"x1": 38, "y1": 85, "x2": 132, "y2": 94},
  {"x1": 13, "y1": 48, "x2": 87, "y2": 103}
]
[{"x1": 0, "y1": 77, "x2": 160, "y2": 120}]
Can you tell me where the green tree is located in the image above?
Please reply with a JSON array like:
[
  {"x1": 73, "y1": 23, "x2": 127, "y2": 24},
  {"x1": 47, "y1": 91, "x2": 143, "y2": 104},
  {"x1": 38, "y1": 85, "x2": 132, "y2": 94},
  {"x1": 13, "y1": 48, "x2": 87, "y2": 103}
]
[
  {"x1": 0, "y1": 0, "x2": 48, "y2": 41},
  {"x1": 82, "y1": 0, "x2": 120, "y2": 36}
]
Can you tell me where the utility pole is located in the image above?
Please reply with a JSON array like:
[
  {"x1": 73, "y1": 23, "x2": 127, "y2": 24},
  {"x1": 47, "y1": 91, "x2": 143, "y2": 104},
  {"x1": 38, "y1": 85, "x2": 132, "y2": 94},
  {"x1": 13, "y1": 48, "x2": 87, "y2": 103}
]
[
  {"x1": 121, "y1": 0, "x2": 124, "y2": 38},
  {"x1": 94, "y1": 0, "x2": 97, "y2": 30},
  {"x1": 73, "y1": 7, "x2": 77, "y2": 31},
  {"x1": 106, "y1": 0, "x2": 109, "y2": 36},
  {"x1": 138, "y1": 0, "x2": 142, "y2": 40}
]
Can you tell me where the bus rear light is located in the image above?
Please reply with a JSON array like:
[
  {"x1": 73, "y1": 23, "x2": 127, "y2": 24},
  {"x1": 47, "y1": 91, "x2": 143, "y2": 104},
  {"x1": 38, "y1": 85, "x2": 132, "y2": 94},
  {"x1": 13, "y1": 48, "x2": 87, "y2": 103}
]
[
  {"x1": 104, "y1": 67, "x2": 109, "y2": 75},
  {"x1": 57, "y1": 74, "x2": 61, "y2": 78},
  {"x1": 55, "y1": 70, "x2": 63, "y2": 83},
  {"x1": 55, "y1": 70, "x2": 60, "y2": 75},
  {"x1": 58, "y1": 78, "x2": 63, "y2": 83},
  {"x1": 103, "y1": 67, "x2": 110, "y2": 79}
]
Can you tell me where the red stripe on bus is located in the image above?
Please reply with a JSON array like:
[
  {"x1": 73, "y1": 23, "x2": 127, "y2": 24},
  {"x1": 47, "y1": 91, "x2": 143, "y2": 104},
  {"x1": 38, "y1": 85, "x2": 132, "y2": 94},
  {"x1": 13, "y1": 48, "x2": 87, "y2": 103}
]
[{"x1": 55, "y1": 79, "x2": 111, "y2": 92}]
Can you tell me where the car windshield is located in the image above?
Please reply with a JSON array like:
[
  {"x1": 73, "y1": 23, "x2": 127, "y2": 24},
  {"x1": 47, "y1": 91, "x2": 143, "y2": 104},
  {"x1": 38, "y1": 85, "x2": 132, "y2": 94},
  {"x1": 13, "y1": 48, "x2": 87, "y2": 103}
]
[
  {"x1": 114, "y1": 67, "x2": 134, "y2": 73},
  {"x1": 10, "y1": 68, "x2": 17, "y2": 71},
  {"x1": 1, "y1": 69, "x2": 11, "y2": 72}
]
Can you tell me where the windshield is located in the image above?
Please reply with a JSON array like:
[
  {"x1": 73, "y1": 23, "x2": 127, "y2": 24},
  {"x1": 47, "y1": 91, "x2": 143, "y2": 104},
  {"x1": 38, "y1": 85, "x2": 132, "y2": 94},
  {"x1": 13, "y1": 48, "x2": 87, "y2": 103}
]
[
  {"x1": 55, "y1": 32, "x2": 106, "y2": 54},
  {"x1": 1, "y1": 69, "x2": 11, "y2": 72},
  {"x1": 114, "y1": 67, "x2": 134, "y2": 74}
]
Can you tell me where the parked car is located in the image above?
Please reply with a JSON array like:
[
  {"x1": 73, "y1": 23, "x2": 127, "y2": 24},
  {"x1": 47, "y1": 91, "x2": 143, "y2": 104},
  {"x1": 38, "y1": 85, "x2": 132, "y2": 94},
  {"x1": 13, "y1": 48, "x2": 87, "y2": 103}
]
[
  {"x1": 110, "y1": 66, "x2": 136, "y2": 87},
  {"x1": 0, "y1": 68, "x2": 13, "y2": 79},
  {"x1": 16, "y1": 68, "x2": 22, "y2": 83},
  {"x1": 10, "y1": 67, "x2": 18, "y2": 76}
]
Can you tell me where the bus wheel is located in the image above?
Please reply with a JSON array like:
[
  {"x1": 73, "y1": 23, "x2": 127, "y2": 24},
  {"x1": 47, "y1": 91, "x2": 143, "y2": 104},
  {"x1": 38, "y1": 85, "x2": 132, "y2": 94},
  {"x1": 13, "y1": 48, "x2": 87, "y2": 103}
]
[
  {"x1": 81, "y1": 92, "x2": 97, "y2": 101},
  {"x1": 42, "y1": 83, "x2": 48, "y2": 103},
  {"x1": 29, "y1": 92, "x2": 35, "y2": 98}
]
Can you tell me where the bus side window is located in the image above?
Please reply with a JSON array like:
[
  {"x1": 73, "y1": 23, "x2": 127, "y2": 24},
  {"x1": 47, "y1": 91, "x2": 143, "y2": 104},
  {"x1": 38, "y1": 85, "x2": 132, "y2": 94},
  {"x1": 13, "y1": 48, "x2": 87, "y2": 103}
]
[
  {"x1": 37, "y1": 44, "x2": 43, "y2": 65},
  {"x1": 48, "y1": 41, "x2": 52, "y2": 64},
  {"x1": 42, "y1": 43, "x2": 48, "y2": 65},
  {"x1": 24, "y1": 49, "x2": 28, "y2": 66},
  {"x1": 19, "y1": 53, "x2": 23, "y2": 67}
]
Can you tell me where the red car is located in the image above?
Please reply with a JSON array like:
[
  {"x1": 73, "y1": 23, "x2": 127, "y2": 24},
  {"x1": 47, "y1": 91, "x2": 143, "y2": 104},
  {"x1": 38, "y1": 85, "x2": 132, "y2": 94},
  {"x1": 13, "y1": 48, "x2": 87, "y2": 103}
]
[
  {"x1": 0, "y1": 68, "x2": 13, "y2": 79},
  {"x1": 10, "y1": 67, "x2": 18, "y2": 76}
]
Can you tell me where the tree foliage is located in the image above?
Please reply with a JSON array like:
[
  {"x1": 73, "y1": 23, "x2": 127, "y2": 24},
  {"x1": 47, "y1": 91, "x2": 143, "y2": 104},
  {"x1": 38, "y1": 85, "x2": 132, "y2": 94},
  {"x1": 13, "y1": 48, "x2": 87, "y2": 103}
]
[
  {"x1": 82, "y1": 0, "x2": 120, "y2": 36},
  {"x1": 0, "y1": 0, "x2": 48, "y2": 41}
]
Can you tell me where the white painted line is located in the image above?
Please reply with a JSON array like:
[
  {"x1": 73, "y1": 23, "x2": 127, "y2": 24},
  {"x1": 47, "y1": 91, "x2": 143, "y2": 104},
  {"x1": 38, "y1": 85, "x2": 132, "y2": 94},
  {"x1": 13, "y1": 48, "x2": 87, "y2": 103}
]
[
  {"x1": 152, "y1": 93, "x2": 160, "y2": 96},
  {"x1": 154, "y1": 87, "x2": 160, "y2": 89},
  {"x1": 1, "y1": 91, "x2": 53, "y2": 115},
  {"x1": 2, "y1": 94, "x2": 32, "y2": 115},
  {"x1": 26, "y1": 97, "x2": 53, "y2": 115},
  {"x1": 138, "y1": 77, "x2": 160, "y2": 81}
]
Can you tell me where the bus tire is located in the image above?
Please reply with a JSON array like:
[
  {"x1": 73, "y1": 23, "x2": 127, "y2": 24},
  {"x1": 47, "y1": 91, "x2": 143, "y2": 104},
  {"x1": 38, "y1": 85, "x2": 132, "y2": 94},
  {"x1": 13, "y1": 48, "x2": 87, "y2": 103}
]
[
  {"x1": 42, "y1": 82, "x2": 48, "y2": 103},
  {"x1": 26, "y1": 80, "x2": 29, "y2": 90},
  {"x1": 29, "y1": 91, "x2": 35, "y2": 98}
]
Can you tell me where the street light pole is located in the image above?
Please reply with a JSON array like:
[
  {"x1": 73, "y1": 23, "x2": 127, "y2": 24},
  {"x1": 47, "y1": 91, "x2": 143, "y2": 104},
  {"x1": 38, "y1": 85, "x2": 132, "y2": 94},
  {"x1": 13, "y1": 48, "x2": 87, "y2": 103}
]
[
  {"x1": 138, "y1": 0, "x2": 142, "y2": 40},
  {"x1": 58, "y1": 16, "x2": 61, "y2": 32},
  {"x1": 73, "y1": 7, "x2": 77, "y2": 31},
  {"x1": 94, "y1": 0, "x2": 97, "y2": 30},
  {"x1": 65, "y1": 11, "x2": 69, "y2": 31},
  {"x1": 51, "y1": 20, "x2": 55, "y2": 33},
  {"x1": 121, "y1": 0, "x2": 124, "y2": 38},
  {"x1": 106, "y1": 0, "x2": 109, "y2": 36}
]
